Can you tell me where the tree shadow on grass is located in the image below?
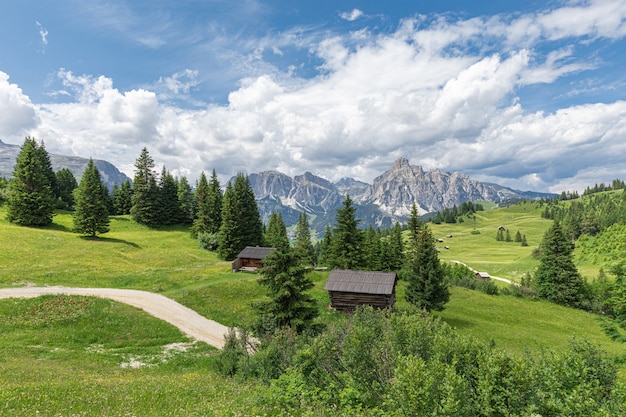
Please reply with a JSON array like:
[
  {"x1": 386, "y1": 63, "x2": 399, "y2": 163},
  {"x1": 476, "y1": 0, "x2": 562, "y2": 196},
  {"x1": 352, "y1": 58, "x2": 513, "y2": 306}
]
[{"x1": 78, "y1": 235, "x2": 141, "y2": 248}]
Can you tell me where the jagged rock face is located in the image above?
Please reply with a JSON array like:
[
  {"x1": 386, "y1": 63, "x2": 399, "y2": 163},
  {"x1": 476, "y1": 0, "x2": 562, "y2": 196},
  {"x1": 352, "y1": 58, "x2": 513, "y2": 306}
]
[
  {"x1": 357, "y1": 157, "x2": 523, "y2": 216},
  {"x1": 0, "y1": 139, "x2": 130, "y2": 190},
  {"x1": 248, "y1": 171, "x2": 342, "y2": 214}
]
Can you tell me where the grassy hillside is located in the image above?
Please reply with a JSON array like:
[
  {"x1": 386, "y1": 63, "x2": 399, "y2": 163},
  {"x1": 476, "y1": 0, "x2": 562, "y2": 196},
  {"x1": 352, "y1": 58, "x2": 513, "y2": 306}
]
[{"x1": 1, "y1": 203, "x2": 625, "y2": 414}]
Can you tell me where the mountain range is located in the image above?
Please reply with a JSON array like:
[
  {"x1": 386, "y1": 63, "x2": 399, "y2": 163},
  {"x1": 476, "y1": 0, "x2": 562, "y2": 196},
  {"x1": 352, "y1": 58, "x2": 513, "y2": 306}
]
[
  {"x1": 1, "y1": 139, "x2": 555, "y2": 234},
  {"x1": 0, "y1": 139, "x2": 129, "y2": 190},
  {"x1": 245, "y1": 157, "x2": 555, "y2": 235}
]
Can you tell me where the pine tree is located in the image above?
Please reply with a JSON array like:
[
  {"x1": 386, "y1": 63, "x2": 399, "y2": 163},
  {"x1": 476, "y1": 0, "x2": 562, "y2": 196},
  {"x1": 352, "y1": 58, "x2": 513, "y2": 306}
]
[
  {"x1": 112, "y1": 179, "x2": 132, "y2": 215},
  {"x1": 387, "y1": 222, "x2": 405, "y2": 271},
  {"x1": 256, "y1": 245, "x2": 318, "y2": 335},
  {"x1": 54, "y1": 168, "x2": 78, "y2": 210},
  {"x1": 130, "y1": 148, "x2": 160, "y2": 226},
  {"x1": 265, "y1": 212, "x2": 289, "y2": 249},
  {"x1": 515, "y1": 230, "x2": 522, "y2": 242},
  {"x1": 36, "y1": 140, "x2": 58, "y2": 200},
  {"x1": 318, "y1": 225, "x2": 334, "y2": 266},
  {"x1": 191, "y1": 172, "x2": 210, "y2": 238},
  {"x1": 403, "y1": 203, "x2": 450, "y2": 312},
  {"x1": 521, "y1": 234, "x2": 528, "y2": 247},
  {"x1": 331, "y1": 195, "x2": 363, "y2": 270},
  {"x1": 293, "y1": 211, "x2": 315, "y2": 266},
  {"x1": 73, "y1": 159, "x2": 110, "y2": 237},
  {"x1": 534, "y1": 221, "x2": 585, "y2": 307},
  {"x1": 6, "y1": 137, "x2": 55, "y2": 226},
  {"x1": 177, "y1": 176, "x2": 194, "y2": 224},
  {"x1": 217, "y1": 173, "x2": 263, "y2": 260},
  {"x1": 206, "y1": 169, "x2": 223, "y2": 234},
  {"x1": 158, "y1": 166, "x2": 180, "y2": 225}
]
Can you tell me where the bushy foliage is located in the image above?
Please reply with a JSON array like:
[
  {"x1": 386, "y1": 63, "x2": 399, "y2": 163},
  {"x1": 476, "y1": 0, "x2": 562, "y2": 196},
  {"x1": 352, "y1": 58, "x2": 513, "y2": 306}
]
[
  {"x1": 196, "y1": 232, "x2": 219, "y2": 251},
  {"x1": 246, "y1": 307, "x2": 626, "y2": 416}
]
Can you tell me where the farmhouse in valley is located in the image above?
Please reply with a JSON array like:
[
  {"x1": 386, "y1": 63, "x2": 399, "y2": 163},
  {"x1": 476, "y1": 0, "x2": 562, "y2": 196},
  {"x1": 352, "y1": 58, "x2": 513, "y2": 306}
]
[
  {"x1": 324, "y1": 269, "x2": 397, "y2": 312},
  {"x1": 232, "y1": 246, "x2": 276, "y2": 272}
]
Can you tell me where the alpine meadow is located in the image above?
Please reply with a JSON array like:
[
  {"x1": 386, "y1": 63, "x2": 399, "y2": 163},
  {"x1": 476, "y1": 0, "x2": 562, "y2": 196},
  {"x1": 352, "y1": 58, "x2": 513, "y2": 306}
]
[{"x1": 1, "y1": 140, "x2": 626, "y2": 416}]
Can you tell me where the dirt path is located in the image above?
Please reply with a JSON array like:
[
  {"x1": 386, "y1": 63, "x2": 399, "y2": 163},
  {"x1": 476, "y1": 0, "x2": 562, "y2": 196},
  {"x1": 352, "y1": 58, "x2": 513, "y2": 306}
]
[
  {"x1": 450, "y1": 260, "x2": 521, "y2": 287},
  {"x1": 0, "y1": 286, "x2": 230, "y2": 349}
]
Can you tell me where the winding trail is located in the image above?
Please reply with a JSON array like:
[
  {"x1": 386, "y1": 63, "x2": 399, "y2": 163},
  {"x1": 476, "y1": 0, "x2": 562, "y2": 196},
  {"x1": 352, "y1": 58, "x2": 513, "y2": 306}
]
[
  {"x1": 450, "y1": 260, "x2": 522, "y2": 287},
  {"x1": 0, "y1": 286, "x2": 230, "y2": 349}
]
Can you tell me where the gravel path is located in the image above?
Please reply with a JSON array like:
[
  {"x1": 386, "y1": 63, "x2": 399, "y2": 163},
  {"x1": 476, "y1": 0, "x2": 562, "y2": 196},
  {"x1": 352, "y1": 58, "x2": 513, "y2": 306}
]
[{"x1": 0, "y1": 286, "x2": 230, "y2": 349}]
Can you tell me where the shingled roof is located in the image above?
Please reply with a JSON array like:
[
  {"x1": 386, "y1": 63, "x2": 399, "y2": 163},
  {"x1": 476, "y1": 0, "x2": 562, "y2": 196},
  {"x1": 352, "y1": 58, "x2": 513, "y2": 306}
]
[
  {"x1": 236, "y1": 246, "x2": 276, "y2": 259},
  {"x1": 324, "y1": 269, "x2": 397, "y2": 295}
]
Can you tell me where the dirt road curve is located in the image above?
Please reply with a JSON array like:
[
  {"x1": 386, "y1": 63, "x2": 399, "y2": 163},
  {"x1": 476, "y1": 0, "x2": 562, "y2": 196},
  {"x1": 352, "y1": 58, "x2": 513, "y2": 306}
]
[{"x1": 0, "y1": 287, "x2": 230, "y2": 349}]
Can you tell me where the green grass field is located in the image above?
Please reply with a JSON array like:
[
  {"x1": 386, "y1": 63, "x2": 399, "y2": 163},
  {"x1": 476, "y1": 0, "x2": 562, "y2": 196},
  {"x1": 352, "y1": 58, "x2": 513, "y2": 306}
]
[{"x1": 1, "y1": 204, "x2": 625, "y2": 414}]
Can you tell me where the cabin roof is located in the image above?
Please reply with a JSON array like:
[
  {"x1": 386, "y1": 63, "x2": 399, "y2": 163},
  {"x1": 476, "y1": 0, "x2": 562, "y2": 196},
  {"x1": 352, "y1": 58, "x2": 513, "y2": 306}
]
[
  {"x1": 324, "y1": 269, "x2": 397, "y2": 295},
  {"x1": 235, "y1": 246, "x2": 276, "y2": 260}
]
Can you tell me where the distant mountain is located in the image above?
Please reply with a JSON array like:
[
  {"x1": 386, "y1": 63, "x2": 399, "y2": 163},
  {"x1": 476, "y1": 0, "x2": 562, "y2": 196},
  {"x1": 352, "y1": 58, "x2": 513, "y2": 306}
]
[
  {"x1": 243, "y1": 157, "x2": 555, "y2": 235},
  {"x1": 0, "y1": 139, "x2": 130, "y2": 190}
]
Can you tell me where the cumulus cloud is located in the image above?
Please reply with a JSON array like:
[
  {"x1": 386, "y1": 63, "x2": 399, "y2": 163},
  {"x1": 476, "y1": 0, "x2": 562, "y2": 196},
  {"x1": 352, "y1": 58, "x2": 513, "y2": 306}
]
[
  {"x1": 2, "y1": 0, "x2": 626, "y2": 193},
  {"x1": 0, "y1": 72, "x2": 39, "y2": 139}
]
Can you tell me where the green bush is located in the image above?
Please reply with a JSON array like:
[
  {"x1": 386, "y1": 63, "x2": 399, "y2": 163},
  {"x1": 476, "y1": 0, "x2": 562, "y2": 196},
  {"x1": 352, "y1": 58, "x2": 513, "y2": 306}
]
[{"x1": 197, "y1": 232, "x2": 219, "y2": 251}]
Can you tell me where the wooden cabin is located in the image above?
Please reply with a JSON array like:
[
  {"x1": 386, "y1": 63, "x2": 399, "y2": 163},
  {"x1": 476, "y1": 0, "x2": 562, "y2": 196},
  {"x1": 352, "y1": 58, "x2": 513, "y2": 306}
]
[
  {"x1": 475, "y1": 271, "x2": 491, "y2": 280},
  {"x1": 324, "y1": 269, "x2": 397, "y2": 312},
  {"x1": 232, "y1": 246, "x2": 276, "y2": 272}
]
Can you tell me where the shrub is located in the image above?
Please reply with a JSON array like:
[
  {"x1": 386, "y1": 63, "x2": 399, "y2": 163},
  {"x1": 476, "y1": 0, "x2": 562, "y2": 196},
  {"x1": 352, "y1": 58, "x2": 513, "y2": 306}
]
[{"x1": 197, "y1": 232, "x2": 219, "y2": 251}]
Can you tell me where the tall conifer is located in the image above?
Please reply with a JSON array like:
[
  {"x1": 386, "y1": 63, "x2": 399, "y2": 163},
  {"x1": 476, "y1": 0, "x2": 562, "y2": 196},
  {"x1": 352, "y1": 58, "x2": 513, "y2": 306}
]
[
  {"x1": 6, "y1": 137, "x2": 55, "y2": 226},
  {"x1": 330, "y1": 195, "x2": 363, "y2": 269},
  {"x1": 131, "y1": 148, "x2": 160, "y2": 226},
  {"x1": 73, "y1": 159, "x2": 110, "y2": 237}
]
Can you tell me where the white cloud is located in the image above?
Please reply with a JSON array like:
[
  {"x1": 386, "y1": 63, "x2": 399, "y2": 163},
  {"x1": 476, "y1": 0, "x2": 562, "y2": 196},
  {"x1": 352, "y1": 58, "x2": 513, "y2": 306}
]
[
  {"x1": 0, "y1": 72, "x2": 39, "y2": 139},
  {"x1": 340, "y1": 9, "x2": 364, "y2": 22},
  {"x1": 35, "y1": 21, "x2": 48, "y2": 47},
  {"x1": 1, "y1": 0, "x2": 625, "y2": 193}
]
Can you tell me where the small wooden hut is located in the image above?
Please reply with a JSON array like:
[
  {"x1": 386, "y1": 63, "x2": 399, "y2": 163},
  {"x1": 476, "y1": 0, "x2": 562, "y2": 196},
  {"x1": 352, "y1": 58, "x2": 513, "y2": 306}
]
[
  {"x1": 475, "y1": 271, "x2": 491, "y2": 280},
  {"x1": 232, "y1": 246, "x2": 276, "y2": 272},
  {"x1": 324, "y1": 269, "x2": 397, "y2": 312}
]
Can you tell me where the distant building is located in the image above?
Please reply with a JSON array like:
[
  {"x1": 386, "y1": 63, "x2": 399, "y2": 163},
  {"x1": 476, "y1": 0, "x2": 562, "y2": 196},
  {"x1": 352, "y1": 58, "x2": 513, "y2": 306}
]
[
  {"x1": 324, "y1": 269, "x2": 397, "y2": 312},
  {"x1": 475, "y1": 271, "x2": 491, "y2": 280},
  {"x1": 232, "y1": 246, "x2": 276, "y2": 272}
]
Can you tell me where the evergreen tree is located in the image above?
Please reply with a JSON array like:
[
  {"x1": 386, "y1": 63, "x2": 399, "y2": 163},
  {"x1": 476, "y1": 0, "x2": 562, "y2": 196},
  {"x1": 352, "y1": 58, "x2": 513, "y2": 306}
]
[
  {"x1": 318, "y1": 225, "x2": 334, "y2": 266},
  {"x1": 130, "y1": 148, "x2": 160, "y2": 226},
  {"x1": 54, "y1": 168, "x2": 78, "y2": 210},
  {"x1": 534, "y1": 221, "x2": 585, "y2": 307},
  {"x1": 6, "y1": 137, "x2": 55, "y2": 226},
  {"x1": 293, "y1": 211, "x2": 315, "y2": 266},
  {"x1": 112, "y1": 179, "x2": 132, "y2": 215},
  {"x1": 387, "y1": 222, "x2": 405, "y2": 271},
  {"x1": 521, "y1": 234, "x2": 528, "y2": 247},
  {"x1": 35, "y1": 140, "x2": 57, "y2": 200},
  {"x1": 265, "y1": 212, "x2": 289, "y2": 249},
  {"x1": 191, "y1": 172, "x2": 210, "y2": 238},
  {"x1": 515, "y1": 230, "x2": 522, "y2": 242},
  {"x1": 403, "y1": 203, "x2": 450, "y2": 311},
  {"x1": 206, "y1": 169, "x2": 223, "y2": 234},
  {"x1": 217, "y1": 173, "x2": 263, "y2": 260},
  {"x1": 255, "y1": 245, "x2": 318, "y2": 335},
  {"x1": 363, "y1": 226, "x2": 382, "y2": 271},
  {"x1": 330, "y1": 195, "x2": 363, "y2": 270},
  {"x1": 177, "y1": 176, "x2": 194, "y2": 224},
  {"x1": 73, "y1": 159, "x2": 110, "y2": 237},
  {"x1": 505, "y1": 229, "x2": 512, "y2": 242},
  {"x1": 158, "y1": 166, "x2": 180, "y2": 225}
]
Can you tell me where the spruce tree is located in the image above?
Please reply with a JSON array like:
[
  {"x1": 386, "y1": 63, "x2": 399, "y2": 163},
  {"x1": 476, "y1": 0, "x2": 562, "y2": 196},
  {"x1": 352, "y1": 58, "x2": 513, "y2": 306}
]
[
  {"x1": 130, "y1": 148, "x2": 160, "y2": 226},
  {"x1": 217, "y1": 173, "x2": 262, "y2": 260},
  {"x1": 54, "y1": 168, "x2": 78, "y2": 210},
  {"x1": 293, "y1": 211, "x2": 315, "y2": 266},
  {"x1": 177, "y1": 176, "x2": 194, "y2": 224},
  {"x1": 318, "y1": 224, "x2": 334, "y2": 266},
  {"x1": 191, "y1": 172, "x2": 210, "y2": 238},
  {"x1": 403, "y1": 203, "x2": 450, "y2": 312},
  {"x1": 6, "y1": 137, "x2": 55, "y2": 226},
  {"x1": 158, "y1": 166, "x2": 180, "y2": 225},
  {"x1": 73, "y1": 159, "x2": 110, "y2": 237},
  {"x1": 256, "y1": 245, "x2": 318, "y2": 335},
  {"x1": 112, "y1": 179, "x2": 132, "y2": 215},
  {"x1": 265, "y1": 211, "x2": 289, "y2": 249},
  {"x1": 363, "y1": 226, "x2": 382, "y2": 271},
  {"x1": 534, "y1": 221, "x2": 585, "y2": 307},
  {"x1": 206, "y1": 169, "x2": 223, "y2": 234},
  {"x1": 330, "y1": 195, "x2": 363, "y2": 270},
  {"x1": 387, "y1": 222, "x2": 405, "y2": 271}
]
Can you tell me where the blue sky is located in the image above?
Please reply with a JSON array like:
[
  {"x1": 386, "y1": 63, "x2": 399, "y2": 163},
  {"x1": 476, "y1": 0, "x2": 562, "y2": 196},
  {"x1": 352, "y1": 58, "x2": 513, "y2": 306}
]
[{"x1": 1, "y1": 0, "x2": 626, "y2": 194}]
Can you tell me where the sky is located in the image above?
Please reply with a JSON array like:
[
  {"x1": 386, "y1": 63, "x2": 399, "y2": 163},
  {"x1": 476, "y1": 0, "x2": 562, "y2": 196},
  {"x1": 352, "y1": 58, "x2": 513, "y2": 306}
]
[{"x1": 1, "y1": 0, "x2": 626, "y2": 193}]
